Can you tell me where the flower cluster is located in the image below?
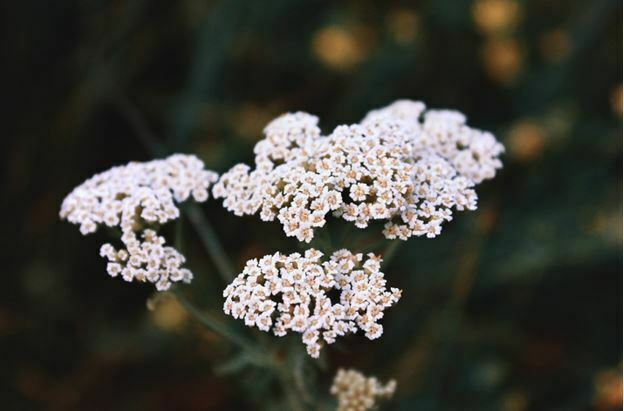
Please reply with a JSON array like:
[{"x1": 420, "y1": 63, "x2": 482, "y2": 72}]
[
  {"x1": 213, "y1": 100, "x2": 502, "y2": 242},
  {"x1": 362, "y1": 100, "x2": 505, "y2": 184},
  {"x1": 330, "y1": 368, "x2": 396, "y2": 411},
  {"x1": 381, "y1": 154, "x2": 477, "y2": 240},
  {"x1": 223, "y1": 249, "x2": 402, "y2": 358},
  {"x1": 99, "y1": 230, "x2": 192, "y2": 291},
  {"x1": 60, "y1": 154, "x2": 218, "y2": 290}
]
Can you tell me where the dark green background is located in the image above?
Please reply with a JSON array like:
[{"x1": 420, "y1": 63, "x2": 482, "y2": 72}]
[{"x1": 2, "y1": 0, "x2": 622, "y2": 410}]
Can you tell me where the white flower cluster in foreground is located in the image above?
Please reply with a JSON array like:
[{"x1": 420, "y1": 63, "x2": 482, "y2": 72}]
[
  {"x1": 330, "y1": 368, "x2": 396, "y2": 411},
  {"x1": 213, "y1": 100, "x2": 503, "y2": 242},
  {"x1": 223, "y1": 249, "x2": 402, "y2": 358},
  {"x1": 60, "y1": 154, "x2": 218, "y2": 290}
]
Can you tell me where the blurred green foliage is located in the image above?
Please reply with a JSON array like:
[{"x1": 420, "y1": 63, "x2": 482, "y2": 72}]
[{"x1": 2, "y1": 0, "x2": 622, "y2": 410}]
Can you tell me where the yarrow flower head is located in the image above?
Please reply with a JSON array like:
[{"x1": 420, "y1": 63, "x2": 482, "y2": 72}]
[
  {"x1": 223, "y1": 249, "x2": 402, "y2": 358},
  {"x1": 213, "y1": 100, "x2": 503, "y2": 242},
  {"x1": 362, "y1": 99, "x2": 505, "y2": 184},
  {"x1": 330, "y1": 368, "x2": 396, "y2": 411},
  {"x1": 60, "y1": 154, "x2": 218, "y2": 290}
]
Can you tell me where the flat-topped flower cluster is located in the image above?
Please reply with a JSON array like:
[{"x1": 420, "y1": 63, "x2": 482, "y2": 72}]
[
  {"x1": 362, "y1": 100, "x2": 504, "y2": 184},
  {"x1": 223, "y1": 249, "x2": 402, "y2": 358},
  {"x1": 330, "y1": 368, "x2": 397, "y2": 411},
  {"x1": 213, "y1": 100, "x2": 503, "y2": 242},
  {"x1": 60, "y1": 154, "x2": 218, "y2": 290}
]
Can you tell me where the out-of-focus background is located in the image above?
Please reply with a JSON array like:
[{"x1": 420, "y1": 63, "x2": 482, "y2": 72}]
[{"x1": 2, "y1": 0, "x2": 622, "y2": 410}]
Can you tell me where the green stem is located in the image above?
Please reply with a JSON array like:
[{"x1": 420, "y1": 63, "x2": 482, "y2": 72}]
[
  {"x1": 381, "y1": 239, "x2": 403, "y2": 266},
  {"x1": 172, "y1": 289, "x2": 262, "y2": 359},
  {"x1": 292, "y1": 345, "x2": 313, "y2": 404},
  {"x1": 115, "y1": 90, "x2": 237, "y2": 284},
  {"x1": 111, "y1": 89, "x2": 168, "y2": 157},
  {"x1": 275, "y1": 363, "x2": 307, "y2": 411},
  {"x1": 186, "y1": 204, "x2": 236, "y2": 282},
  {"x1": 175, "y1": 214, "x2": 185, "y2": 251},
  {"x1": 116, "y1": 84, "x2": 311, "y2": 409}
]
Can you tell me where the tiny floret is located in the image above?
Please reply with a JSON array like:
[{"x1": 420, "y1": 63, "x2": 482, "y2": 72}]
[
  {"x1": 60, "y1": 154, "x2": 218, "y2": 290},
  {"x1": 223, "y1": 249, "x2": 402, "y2": 358},
  {"x1": 330, "y1": 368, "x2": 396, "y2": 411}
]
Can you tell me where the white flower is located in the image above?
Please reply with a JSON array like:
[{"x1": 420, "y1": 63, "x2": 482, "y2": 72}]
[
  {"x1": 60, "y1": 154, "x2": 218, "y2": 290},
  {"x1": 214, "y1": 100, "x2": 501, "y2": 242},
  {"x1": 362, "y1": 100, "x2": 505, "y2": 184},
  {"x1": 223, "y1": 249, "x2": 402, "y2": 358},
  {"x1": 254, "y1": 112, "x2": 321, "y2": 167},
  {"x1": 330, "y1": 368, "x2": 396, "y2": 411}
]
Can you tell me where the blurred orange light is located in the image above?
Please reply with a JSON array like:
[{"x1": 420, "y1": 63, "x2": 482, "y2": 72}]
[
  {"x1": 312, "y1": 25, "x2": 369, "y2": 71},
  {"x1": 386, "y1": 9, "x2": 419, "y2": 45},
  {"x1": 472, "y1": 0, "x2": 520, "y2": 35},
  {"x1": 593, "y1": 368, "x2": 623, "y2": 410},
  {"x1": 481, "y1": 37, "x2": 523, "y2": 84},
  {"x1": 233, "y1": 104, "x2": 278, "y2": 140},
  {"x1": 507, "y1": 120, "x2": 545, "y2": 161}
]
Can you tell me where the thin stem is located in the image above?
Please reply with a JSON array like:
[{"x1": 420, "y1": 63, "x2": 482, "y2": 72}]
[
  {"x1": 114, "y1": 86, "x2": 311, "y2": 409},
  {"x1": 112, "y1": 90, "x2": 167, "y2": 157},
  {"x1": 172, "y1": 289, "x2": 261, "y2": 358},
  {"x1": 114, "y1": 90, "x2": 237, "y2": 284},
  {"x1": 175, "y1": 214, "x2": 185, "y2": 251},
  {"x1": 186, "y1": 204, "x2": 236, "y2": 282},
  {"x1": 275, "y1": 362, "x2": 307, "y2": 411},
  {"x1": 293, "y1": 345, "x2": 313, "y2": 404},
  {"x1": 251, "y1": 334, "x2": 309, "y2": 411},
  {"x1": 381, "y1": 239, "x2": 403, "y2": 266}
]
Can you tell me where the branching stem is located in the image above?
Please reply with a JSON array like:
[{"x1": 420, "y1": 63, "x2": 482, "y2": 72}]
[
  {"x1": 186, "y1": 204, "x2": 236, "y2": 282},
  {"x1": 172, "y1": 289, "x2": 266, "y2": 362}
]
